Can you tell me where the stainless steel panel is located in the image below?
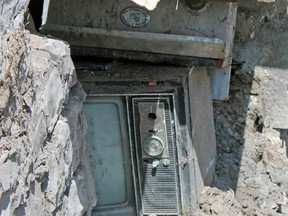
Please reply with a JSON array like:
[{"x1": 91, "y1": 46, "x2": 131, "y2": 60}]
[
  {"x1": 138, "y1": 102, "x2": 169, "y2": 159},
  {"x1": 132, "y1": 97, "x2": 180, "y2": 215}
]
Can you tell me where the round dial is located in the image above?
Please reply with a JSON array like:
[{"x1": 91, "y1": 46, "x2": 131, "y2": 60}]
[{"x1": 144, "y1": 135, "x2": 164, "y2": 157}]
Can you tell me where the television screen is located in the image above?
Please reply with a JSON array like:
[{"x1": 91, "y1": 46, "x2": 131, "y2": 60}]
[{"x1": 83, "y1": 97, "x2": 136, "y2": 216}]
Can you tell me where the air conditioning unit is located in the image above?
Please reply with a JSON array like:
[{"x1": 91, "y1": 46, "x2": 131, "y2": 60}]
[
  {"x1": 77, "y1": 60, "x2": 216, "y2": 216},
  {"x1": 40, "y1": 0, "x2": 238, "y2": 100}
]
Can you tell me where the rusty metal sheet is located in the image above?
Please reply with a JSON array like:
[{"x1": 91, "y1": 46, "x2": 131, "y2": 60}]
[{"x1": 41, "y1": 24, "x2": 225, "y2": 59}]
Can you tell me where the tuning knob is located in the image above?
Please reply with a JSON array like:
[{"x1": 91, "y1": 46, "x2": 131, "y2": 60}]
[{"x1": 144, "y1": 135, "x2": 164, "y2": 157}]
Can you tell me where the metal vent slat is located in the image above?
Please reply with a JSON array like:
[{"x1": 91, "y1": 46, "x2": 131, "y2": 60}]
[{"x1": 132, "y1": 97, "x2": 179, "y2": 215}]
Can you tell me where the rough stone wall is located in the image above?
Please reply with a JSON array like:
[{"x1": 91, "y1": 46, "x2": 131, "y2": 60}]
[{"x1": 0, "y1": 1, "x2": 96, "y2": 215}]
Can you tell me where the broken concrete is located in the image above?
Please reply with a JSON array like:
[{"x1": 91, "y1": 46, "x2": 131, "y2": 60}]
[
  {"x1": 0, "y1": 2, "x2": 96, "y2": 215},
  {"x1": 255, "y1": 67, "x2": 288, "y2": 129},
  {"x1": 196, "y1": 0, "x2": 288, "y2": 215}
]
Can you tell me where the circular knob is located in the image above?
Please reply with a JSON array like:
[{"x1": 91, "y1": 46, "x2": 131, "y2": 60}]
[{"x1": 144, "y1": 135, "x2": 164, "y2": 157}]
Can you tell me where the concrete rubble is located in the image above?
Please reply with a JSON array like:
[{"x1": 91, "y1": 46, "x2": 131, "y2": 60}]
[
  {"x1": 0, "y1": 1, "x2": 96, "y2": 215},
  {"x1": 196, "y1": 0, "x2": 288, "y2": 215}
]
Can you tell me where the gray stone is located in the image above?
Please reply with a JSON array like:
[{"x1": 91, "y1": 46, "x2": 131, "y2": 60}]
[
  {"x1": 0, "y1": 2, "x2": 96, "y2": 214},
  {"x1": 255, "y1": 67, "x2": 288, "y2": 129}
]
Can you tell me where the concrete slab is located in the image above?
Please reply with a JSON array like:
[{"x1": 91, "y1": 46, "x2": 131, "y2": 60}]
[{"x1": 255, "y1": 66, "x2": 288, "y2": 129}]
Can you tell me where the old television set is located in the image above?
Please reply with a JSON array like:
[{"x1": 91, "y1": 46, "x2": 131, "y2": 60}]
[
  {"x1": 76, "y1": 60, "x2": 216, "y2": 216},
  {"x1": 33, "y1": 0, "x2": 239, "y2": 214}
]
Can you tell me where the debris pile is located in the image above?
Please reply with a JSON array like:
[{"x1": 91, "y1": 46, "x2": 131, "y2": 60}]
[{"x1": 196, "y1": 1, "x2": 288, "y2": 215}]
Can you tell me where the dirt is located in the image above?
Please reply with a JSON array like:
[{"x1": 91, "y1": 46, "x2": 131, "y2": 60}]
[{"x1": 196, "y1": 1, "x2": 288, "y2": 215}]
